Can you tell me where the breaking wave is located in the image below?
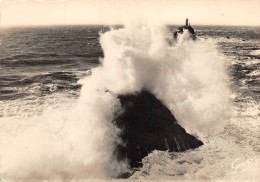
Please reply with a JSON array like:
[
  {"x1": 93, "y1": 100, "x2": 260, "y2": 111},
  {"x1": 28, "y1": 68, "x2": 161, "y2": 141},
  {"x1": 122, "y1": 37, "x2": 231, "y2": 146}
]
[{"x1": 0, "y1": 23, "x2": 232, "y2": 179}]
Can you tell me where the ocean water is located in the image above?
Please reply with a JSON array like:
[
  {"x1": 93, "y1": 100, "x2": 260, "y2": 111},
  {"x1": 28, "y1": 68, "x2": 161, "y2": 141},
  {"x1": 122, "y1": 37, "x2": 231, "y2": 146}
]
[{"x1": 0, "y1": 25, "x2": 259, "y2": 181}]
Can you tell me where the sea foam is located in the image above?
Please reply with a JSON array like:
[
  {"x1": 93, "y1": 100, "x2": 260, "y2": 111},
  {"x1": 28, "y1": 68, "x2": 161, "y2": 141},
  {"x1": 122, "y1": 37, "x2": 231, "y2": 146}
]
[{"x1": 0, "y1": 23, "x2": 232, "y2": 179}]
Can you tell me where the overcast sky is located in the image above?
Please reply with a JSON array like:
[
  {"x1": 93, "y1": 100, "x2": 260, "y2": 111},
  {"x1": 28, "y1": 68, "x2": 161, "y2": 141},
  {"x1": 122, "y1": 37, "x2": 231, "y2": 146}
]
[{"x1": 1, "y1": 0, "x2": 260, "y2": 26}]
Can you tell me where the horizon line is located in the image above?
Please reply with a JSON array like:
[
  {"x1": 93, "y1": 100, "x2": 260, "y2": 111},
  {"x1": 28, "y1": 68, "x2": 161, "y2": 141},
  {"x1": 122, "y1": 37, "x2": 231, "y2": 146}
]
[{"x1": 1, "y1": 23, "x2": 260, "y2": 29}]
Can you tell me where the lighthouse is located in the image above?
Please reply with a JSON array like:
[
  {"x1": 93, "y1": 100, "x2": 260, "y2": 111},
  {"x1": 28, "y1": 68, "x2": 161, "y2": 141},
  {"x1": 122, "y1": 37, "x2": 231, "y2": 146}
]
[{"x1": 173, "y1": 18, "x2": 196, "y2": 40}]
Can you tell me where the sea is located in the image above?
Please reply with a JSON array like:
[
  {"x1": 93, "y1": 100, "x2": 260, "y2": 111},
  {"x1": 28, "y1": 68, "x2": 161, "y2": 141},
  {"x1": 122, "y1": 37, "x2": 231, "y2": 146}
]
[{"x1": 0, "y1": 25, "x2": 259, "y2": 181}]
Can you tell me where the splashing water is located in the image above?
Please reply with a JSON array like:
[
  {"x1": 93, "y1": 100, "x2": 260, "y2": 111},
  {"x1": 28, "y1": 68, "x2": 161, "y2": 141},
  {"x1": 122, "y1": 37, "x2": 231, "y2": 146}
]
[
  {"x1": 0, "y1": 23, "x2": 233, "y2": 179},
  {"x1": 93, "y1": 25, "x2": 232, "y2": 135}
]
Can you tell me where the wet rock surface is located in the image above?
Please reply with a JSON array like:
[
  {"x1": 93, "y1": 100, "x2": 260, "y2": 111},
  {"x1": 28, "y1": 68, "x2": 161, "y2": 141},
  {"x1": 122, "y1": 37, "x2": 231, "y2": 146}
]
[{"x1": 113, "y1": 90, "x2": 203, "y2": 168}]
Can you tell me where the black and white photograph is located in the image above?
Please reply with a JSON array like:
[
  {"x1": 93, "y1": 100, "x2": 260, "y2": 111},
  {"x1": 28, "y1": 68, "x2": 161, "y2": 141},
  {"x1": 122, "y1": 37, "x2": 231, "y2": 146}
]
[{"x1": 0, "y1": 0, "x2": 259, "y2": 181}]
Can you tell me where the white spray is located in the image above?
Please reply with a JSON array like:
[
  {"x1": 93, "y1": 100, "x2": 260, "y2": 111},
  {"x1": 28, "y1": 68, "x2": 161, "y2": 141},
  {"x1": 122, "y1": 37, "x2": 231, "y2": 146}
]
[{"x1": 0, "y1": 23, "x2": 231, "y2": 179}]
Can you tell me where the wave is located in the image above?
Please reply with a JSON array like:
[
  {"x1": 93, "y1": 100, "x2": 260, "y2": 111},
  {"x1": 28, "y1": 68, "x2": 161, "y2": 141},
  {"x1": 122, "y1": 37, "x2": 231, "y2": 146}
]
[
  {"x1": 0, "y1": 23, "x2": 232, "y2": 179},
  {"x1": 0, "y1": 52, "x2": 102, "y2": 67},
  {"x1": 0, "y1": 72, "x2": 82, "y2": 101}
]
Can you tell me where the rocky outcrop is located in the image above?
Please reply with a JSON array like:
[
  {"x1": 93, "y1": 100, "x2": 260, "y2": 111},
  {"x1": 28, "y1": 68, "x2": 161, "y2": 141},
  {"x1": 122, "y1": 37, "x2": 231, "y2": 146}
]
[
  {"x1": 173, "y1": 18, "x2": 196, "y2": 40},
  {"x1": 113, "y1": 90, "x2": 203, "y2": 168}
]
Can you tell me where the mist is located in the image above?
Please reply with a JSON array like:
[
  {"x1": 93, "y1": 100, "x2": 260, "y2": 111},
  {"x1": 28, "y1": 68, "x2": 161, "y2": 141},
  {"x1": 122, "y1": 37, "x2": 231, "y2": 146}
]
[{"x1": 0, "y1": 22, "x2": 232, "y2": 179}]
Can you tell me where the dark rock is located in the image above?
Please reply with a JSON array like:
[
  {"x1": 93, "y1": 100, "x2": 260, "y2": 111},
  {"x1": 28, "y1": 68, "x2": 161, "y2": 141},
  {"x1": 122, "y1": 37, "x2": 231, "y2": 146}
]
[
  {"x1": 173, "y1": 19, "x2": 196, "y2": 40},
  {"x1": 113, "y1": 90, "x2": 203, "y2": 168},
  {"x1": 173, "y1": 26, "x2": 196, "y2": 40}
]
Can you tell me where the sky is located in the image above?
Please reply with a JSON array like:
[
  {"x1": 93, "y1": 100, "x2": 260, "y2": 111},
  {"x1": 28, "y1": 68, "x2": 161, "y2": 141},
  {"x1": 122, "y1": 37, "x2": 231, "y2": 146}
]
[{"x1": 0, "y1": 0, "x2": 260, "y2": 26}]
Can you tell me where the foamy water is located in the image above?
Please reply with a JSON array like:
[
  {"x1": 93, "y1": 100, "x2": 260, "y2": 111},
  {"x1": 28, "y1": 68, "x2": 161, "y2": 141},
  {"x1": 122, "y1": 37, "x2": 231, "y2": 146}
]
[{"x1": 0, "y1": 24, "x2": 259, "y2": 181}]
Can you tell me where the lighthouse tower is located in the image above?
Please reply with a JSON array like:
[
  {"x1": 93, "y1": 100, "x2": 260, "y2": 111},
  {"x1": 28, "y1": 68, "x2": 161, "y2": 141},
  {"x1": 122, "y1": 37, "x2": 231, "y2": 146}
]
[{"x1": 186, "y1": 18, "x2": 189, "y2": 26}]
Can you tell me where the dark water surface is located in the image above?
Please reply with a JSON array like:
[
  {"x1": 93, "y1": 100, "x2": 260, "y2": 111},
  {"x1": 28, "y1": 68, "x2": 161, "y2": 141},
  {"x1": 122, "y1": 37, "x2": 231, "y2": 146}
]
[
  {"x1": 0, "y1": 25, "x2": 259, "y2": 180},
  {"x1": 0, "y1": 25, "x2": 259, "y2": 104}
]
